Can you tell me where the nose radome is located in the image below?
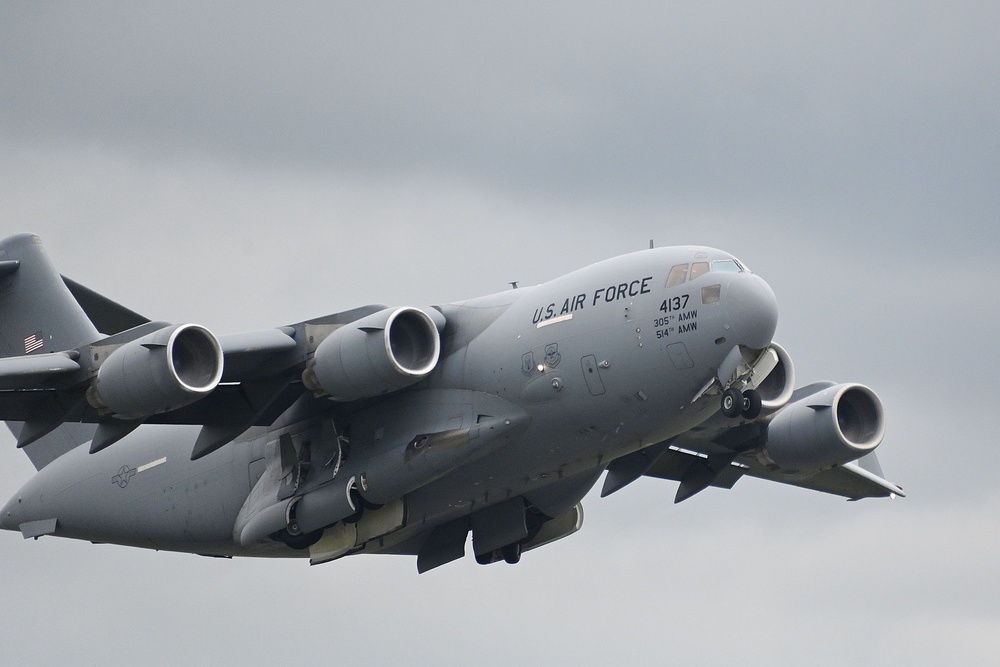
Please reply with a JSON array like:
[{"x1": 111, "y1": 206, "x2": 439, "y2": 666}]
[{"x1": 726, "y1": 273, "x2": 778, "y2": 350}]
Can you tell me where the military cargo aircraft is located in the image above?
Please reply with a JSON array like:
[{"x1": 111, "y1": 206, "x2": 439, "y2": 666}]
[{"x1": 0, "y1": 233, "x2": 901, "y2": 572}]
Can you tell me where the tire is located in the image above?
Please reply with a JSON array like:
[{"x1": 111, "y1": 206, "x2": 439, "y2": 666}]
[
  {"x1": 273, "y1": 528, "x2": 323, "y2": 550},
  {"x1": 721, "y1": 387, "x2": 743, "y2": 418},
  {"x1": 741, "y1": 389, "x2": 763, "y2": 420},
  {"x1": 476, "y1": 549, "x2": 500, "y2": 565}
]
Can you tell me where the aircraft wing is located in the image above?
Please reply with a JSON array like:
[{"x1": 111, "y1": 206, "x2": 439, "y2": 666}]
[
  {"x1": 0, "y1": 277, "x2": 397, "y2": 460},
  {"x1": 736, "y1": 452, "x2": 903, "y2": 500},
  {"x1": 634, "y1": 414, "x2": 904, "y2": 502},
  {"x1": 0, "y1": 324, "x2": 311, "y2": 456},
  {"x1": 641, "y1": 446, "x2": 902, "y2": 501}
]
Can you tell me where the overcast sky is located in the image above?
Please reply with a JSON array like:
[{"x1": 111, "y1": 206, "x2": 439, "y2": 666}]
[{"x1": 1, "y1": 3, "x2": 997, "y2": 665}]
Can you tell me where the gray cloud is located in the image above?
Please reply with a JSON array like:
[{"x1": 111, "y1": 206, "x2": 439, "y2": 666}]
[{"x1": 2, "y1": 3, "x2": 996, "y2": 246}]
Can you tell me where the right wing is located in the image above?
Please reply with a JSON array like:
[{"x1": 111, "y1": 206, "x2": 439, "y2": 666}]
[{"x1": 604, "y1": 379, "x2": 903, "y2": 504}]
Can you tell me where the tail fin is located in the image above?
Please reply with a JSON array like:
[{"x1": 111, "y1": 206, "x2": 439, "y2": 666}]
[
  {"x1": 0, "y1": 233, "x2": 100, "y2": 469},
  {"x1": 0, "y1": 234, "x2": 100, "y2": 356}
]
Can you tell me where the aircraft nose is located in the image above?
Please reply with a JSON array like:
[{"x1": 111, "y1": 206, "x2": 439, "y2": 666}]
[{"x1": 726, "y1": 273, "x2": 778, "y2": 350}]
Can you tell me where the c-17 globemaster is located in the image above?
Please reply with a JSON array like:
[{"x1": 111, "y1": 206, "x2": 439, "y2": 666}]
[{"x1": 0, "y1": 233, "x2": 901, "y2": 572}]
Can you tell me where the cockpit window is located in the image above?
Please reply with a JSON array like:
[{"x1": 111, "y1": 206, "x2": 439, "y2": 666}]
[
  {"x1": 689, "y1": 262, "x2": 710, "y2": 281},
  {"x1": 665, "y1": 264, "x2": 688, "y2": 288},
  {"x1": 711, "y1": 259, "x2": 742, "y2": 273},
  {"x1": 667, "y1": 258, "x2": 747, "y2": 288}
]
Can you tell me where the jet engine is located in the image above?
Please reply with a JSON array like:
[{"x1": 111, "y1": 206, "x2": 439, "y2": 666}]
[
  {"x1": 760, "y1": 383, "x2": 885, "y2": 471},
  {"x1": 87, "y1": 324, "x2": 223, "y2": 419},
  {"x1": 757, "y1": 342, "x2": 795, "y2": 412},
  {"x1": 303, "y1": 307, "x2": 441, "y2": 401}
]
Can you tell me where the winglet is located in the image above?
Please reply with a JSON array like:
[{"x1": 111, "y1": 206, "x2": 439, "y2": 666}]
[{"x1": 841, "y1": 461, "x2": 906, "y2": 499}]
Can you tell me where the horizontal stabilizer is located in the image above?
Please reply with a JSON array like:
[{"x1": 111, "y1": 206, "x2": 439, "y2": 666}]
[
  {"x1": 62, "y1": 275, "x2": 150, "y2": 335},
  {"x1": 0, "y1": 352, "x2": 81, "y2": 389}
]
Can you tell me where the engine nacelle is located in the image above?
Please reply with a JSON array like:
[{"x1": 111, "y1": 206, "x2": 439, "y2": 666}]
[
  {"x1": 88, "y1": 324, "x2": 223, "y2": 419},
  {"x1": 303, "y1": 307, "x2": 441, "y2": 401},
  {"x1": 757, "y1": 342, "x2": 795, "y2": 412},
  {"x1": 761, "y1": 383, "x2": 885, "y2": 471}
]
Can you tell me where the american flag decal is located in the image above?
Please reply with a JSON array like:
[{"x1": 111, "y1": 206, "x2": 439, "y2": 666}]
[{"x1": 24, "y1": 332, "x2": 44, "y2": 354}]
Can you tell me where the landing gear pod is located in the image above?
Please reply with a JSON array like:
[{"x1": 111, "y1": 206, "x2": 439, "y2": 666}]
[
  {"x1": 303, "y1": 307, "x2": 441, "y2": 401},
  {"x1": 87, "y1": 324, "x2": 223, "y2": 419}
]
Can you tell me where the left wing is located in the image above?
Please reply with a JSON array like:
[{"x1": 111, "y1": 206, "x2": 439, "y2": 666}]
[
  {"x1": 0, "y1": 306, "x2": 405, "y2": 456},
  {"x1": 0, "y1": 252, "x2": 444, "y2": 463}
]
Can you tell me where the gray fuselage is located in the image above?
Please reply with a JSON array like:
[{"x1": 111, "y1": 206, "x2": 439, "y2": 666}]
[{"x1": 1, "y1": 245, "x2": 778, "y2": 559}]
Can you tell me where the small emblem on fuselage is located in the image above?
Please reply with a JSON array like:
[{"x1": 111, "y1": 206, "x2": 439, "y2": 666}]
[
  {"x1": 24, "y1": 331, "x2": 44, "y2": 354},
  {"x1": 544, "y1": 343, "x2": 561, "y2": 369},
  {"x1": 112, "y1": 465, "x2": 137, "y2": 488},
  {"x1": 521, "y1": 351, "x2": 535, "y2": 376}
]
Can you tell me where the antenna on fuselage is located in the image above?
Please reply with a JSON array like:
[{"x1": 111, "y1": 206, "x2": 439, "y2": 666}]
[{"x1": 649, "y1": 239, "x2": 654, "y2": 249}]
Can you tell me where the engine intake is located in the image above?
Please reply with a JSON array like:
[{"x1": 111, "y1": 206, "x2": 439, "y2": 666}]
[
  {"x1": 303, "y1": 307, "x2": 441, "y2": 401},
  {"x1": 761, "y1": 383, "x2": 885, "y2": 471},
  {"x1": 757, "y1": 342, "x2": 795, "y2": 412},
  {"x1": 88, "y1": 324, "x2": 223, "y2": 419}
]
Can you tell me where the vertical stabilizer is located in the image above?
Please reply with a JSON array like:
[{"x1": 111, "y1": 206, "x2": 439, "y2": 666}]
[
  {"x1": 0, "y1": 234, "x2": 100, "y2": 469},
  {"x1": 0, "y1": 234, "x2": 100, "y2": 356}
]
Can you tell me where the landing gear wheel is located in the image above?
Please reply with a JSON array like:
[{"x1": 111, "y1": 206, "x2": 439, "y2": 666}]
[
  {"x1": 501, "y1": 543, "x2": 522, "y2": 564},
  {"x1": 475, "y1": 549, "x2": 500, "y2": 565},
  {"x1": 272, "y1": 528, "x2": 323, "y2": 551},
  {"x1": 721, "y1": 387, "x2": 743, "y2": 418},
  {"x1": 741, "y1": 389, "x2": 763, "y2": 420},
  {"x1": 342, "y1": 489, "x2": 365, "y2": 524},
  {"x1": 342, "y1": 504, "x2": 364, "y2": 524}
]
